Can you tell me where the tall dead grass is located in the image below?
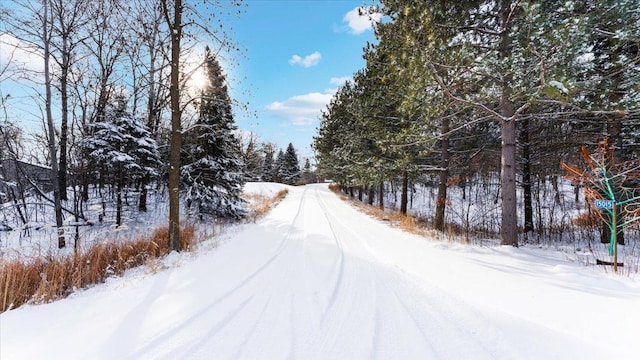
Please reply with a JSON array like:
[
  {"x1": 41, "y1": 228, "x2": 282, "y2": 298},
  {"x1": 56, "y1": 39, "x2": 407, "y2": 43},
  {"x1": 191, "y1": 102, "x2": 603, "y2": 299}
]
[
  {"x1": 0, "y1": 225, "x2": 194, "y2": 313},
  {"x1": 328, "y1": 184, "x2": 423, "y2": 232},
  {"x1": 244, "y1": 189, "x2": 288, "y2": 221},
  {"x1": 358, "y1": 204, "x2": 424, "y2": 235}
]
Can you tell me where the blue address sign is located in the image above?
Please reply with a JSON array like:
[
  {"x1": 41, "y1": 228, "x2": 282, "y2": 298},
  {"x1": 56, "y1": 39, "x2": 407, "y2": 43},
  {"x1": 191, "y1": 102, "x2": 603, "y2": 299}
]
[{"x1": 594, "y1": 199, "x2": 614, "y2": 209}]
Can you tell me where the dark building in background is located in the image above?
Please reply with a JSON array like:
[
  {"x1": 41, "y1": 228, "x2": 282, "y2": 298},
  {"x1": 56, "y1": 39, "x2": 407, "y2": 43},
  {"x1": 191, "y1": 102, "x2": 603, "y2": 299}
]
[{"x1": 0, "y1": 159, "x2": 54, "y2": 203}]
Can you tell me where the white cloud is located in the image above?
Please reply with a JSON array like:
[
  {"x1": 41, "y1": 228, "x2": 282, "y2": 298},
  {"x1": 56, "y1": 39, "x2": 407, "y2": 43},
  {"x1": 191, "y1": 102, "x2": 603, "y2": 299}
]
[
  {"x1": 266, "y1": 91, "x2": 334, "y2": 126},
  {"x1": 288, "y1": 51, "x2": 322, "y2": 68},
  {"x1": 343, "y1": 7, "x2": 382, "y2": 35},
  {"x1": 0, "y1": 33, "x2": 44, "y2": 77},
  {"x1": 330, "y1": 76, "x2": 352, "y2": 85}
]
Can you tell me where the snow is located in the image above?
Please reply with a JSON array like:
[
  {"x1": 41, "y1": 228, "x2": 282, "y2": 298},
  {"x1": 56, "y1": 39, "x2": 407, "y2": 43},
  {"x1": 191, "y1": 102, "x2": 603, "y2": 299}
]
[
  {"x1": 549, "y1": 80, "x2": 569, "y2": 94},
  {"x1": 243, "y1": 181, "x2": 292, "y2": 197},
  {"x1": 2, "y1": 183, "x2": 640, "y2": 359}
]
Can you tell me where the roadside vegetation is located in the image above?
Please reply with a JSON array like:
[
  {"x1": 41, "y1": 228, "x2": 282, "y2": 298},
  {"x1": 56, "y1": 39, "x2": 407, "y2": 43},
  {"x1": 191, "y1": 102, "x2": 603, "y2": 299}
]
[
  {"x1": 0, "y1": 226, "x2": 194, "y2": 312},
  {"x1": 243, "y1": 189, "x2": 289, "y2": 221}
]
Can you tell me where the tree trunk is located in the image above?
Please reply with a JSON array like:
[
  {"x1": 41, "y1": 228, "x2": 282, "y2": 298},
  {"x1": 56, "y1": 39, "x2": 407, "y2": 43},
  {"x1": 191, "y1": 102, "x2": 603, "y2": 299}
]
[
  {"x1": 601, "y1": 220, "x2": 625, "y2": 245},
  {"x1": 165, "y1": 0, "x2": 183, "y2": 252},
  {"x1": 378, "y1": 182, "x2": 384, "y2": 209},
  {"x1": 144, "y1": 11, "x2": 162, "y2": 136},
  {"x1": 520, "y1": 118, "x2": 534, "y2": 233},
  {"x1": 368, "y1": 185, "x2": 374, "y2": 206},
  {"x1": 8, "y1": 187, "x2": 27, "y2": 226},
  {"x1": 461, "y1": 174, "x2": 467, "y2": 200},
  {"x1": 400, "y1": 169, "x2": 408, "y2": 215},
  {"x1": 82, "y1": 171, "x2": 89, "y2": 201},
  {"x1": 43, "y1": 0, "x2": 65, "y2": 248},
  {"x1": 434, "y1": 117, "x2": 450, "y2": 232},
  {"x1": 501, "y1": 119, "x2": 518, "y2": 246},
  {"x1": 58, "y1": 33, "x2": 69, "y2": 201},
  {"x1": 499, "y1": 0, "x2": 518, "y2": 247},
  {"x1": 551, "y1": 175, "x2": 561, "y2": 204},
  {"x1": 139, "y1": 175, "x2": 148, "y2": 212},
  {"x1": 116, "y1": 169, "x2": 122, "y2": 226}
]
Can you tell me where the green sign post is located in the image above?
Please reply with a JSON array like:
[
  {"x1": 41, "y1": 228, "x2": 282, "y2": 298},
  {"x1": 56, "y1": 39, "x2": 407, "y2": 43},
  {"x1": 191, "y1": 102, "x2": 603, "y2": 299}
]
[{"x1": 594, "y1": 199, "x2": 618, "y2": 271}]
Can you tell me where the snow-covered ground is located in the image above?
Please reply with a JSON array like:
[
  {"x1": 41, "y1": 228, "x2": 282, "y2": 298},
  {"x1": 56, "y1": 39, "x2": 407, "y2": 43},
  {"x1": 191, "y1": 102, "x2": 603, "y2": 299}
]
[{"x1": 2, "y1": 183, "x2": 639, "y2": 359}]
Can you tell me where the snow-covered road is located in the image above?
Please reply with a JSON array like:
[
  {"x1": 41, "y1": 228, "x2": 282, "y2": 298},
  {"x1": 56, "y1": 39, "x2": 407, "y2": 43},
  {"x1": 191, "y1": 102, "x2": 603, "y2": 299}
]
[{"x1": 2, "y1": 183, "x2": 639, "y2": 359}]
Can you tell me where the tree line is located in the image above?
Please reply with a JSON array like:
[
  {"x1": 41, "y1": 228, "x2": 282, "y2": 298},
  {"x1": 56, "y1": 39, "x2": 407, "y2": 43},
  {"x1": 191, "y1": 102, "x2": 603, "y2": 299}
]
[{"x1": 313, "y1": 0, "x2": 640, "y2": 247}]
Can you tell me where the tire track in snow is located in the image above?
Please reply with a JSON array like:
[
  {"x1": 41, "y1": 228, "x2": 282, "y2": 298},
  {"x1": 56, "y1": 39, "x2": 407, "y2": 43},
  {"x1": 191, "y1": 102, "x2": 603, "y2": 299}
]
[
  {"x1": 231, "y1": 296, "x2": 273, "y2": 359},
  {"x1": 314, "y1": 185, "x2": 505, "y2": 358},
  {"x1": 230, "y1": 188, "x2": 311, "y2": 359},
  {"x1": 226, "y1": 187, "x2": 314, "y2": 359},
  {"x1": 126, "y1": 188, "x2": 310, "y2": 359},
  {"x1": 313, "y1": 187, "x2": 346, "y2": 323},
  {"x1": 311, "y1": 187, "x2": 383, "y2": 357},
  {"x1": 323, "y1": 210, "x2": 443, "y2": 357},
  {"x1": 178, "y1": 294, "x2": 260, "y2": 359}
]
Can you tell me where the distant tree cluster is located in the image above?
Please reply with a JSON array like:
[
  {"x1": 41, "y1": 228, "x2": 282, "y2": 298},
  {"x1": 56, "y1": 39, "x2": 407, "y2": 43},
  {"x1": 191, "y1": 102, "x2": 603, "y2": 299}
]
[
  {"x1": 240, "y1": 137, "x2": 313, "y2": 186},
  {"x1": 314, "y1": 0, "x2": 640, "y2": 247}
]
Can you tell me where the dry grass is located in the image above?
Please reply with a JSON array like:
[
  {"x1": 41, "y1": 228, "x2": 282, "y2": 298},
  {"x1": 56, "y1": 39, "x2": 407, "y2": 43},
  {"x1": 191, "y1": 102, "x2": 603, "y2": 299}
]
[
  {"x1": 369, "y1": 207, "x2": 423, "y2": 235},
  {"x1": 328, "y1": 184, "x2": 424, "y2": 235},
  {"x1": 328, "y1": 183, "x2": 341, "y2": 193},
  {"x1": 573, "y1": 211, "x2": 601, "y2": 227},
  {"x1": 0, "y1": 225, "x2": 194, "y2": 313},
  {"x1": 244, "y1": 189, "x2": 288, "y2": 221},
  {"x1": 344, "y1": 198, "x2": 424, "y2": 235}
]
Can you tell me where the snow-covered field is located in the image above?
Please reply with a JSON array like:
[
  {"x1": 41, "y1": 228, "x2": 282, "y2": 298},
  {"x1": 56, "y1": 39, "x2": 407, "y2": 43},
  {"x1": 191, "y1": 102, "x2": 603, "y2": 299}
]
[{"x1": 2, "y1": 183, "x2": 639, "y2": 359}]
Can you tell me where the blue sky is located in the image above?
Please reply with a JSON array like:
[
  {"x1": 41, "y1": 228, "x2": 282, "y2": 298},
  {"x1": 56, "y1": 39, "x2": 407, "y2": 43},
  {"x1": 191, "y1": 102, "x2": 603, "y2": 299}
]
[
  {"x1": 0, "y1": 1, "x2": 379, "y2": 162},
  {"x1": 224, "y1": 1, "x2": 379, "y2": 159}
]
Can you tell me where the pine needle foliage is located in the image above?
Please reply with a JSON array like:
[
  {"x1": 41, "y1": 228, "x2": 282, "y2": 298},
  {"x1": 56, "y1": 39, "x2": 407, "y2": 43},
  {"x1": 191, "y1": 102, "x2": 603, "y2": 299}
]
[{"x1": 182, "y1": 47, "x2": 246, "y2": 219}]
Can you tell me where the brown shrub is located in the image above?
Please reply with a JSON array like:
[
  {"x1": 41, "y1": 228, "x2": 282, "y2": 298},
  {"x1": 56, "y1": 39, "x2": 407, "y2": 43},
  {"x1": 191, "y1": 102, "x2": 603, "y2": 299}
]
[
  {"x1": 0, "y1": 225, "x2": 195, "y2": 313},
  {"x1": 573, "y1": 211, "x2": 602, "y2": 227}
]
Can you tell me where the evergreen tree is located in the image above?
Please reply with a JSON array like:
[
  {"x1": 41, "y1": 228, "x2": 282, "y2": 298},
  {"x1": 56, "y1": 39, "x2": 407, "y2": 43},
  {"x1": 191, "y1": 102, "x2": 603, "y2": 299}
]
[
  {"x1": 241, "y1": 133, "x2": 263, "y2": 181},
  {"x1": 314, "y1": 83, "x2": 357, "y2": 186},
  {"x1": 261, "y1": 142, "x2": 277, "y2": 182},
  {"x1": 300, "y1": 158, "x2": 316, "y2": 184},
  {"x1": 81, "y1": 95, "x2": 159, "y2": 226},
  {"x1": 278, "y1": 143, "x2": 301, "y2": 185},
  {"x1": 274, "y1": 149, "x2": 285, "y2": 183},
  {"x1": 132, "y1": 114, "x2": 162, "y2": 213},
  {"x1": 182, "y1": 47, "x2": 246, "y2": 219}
]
